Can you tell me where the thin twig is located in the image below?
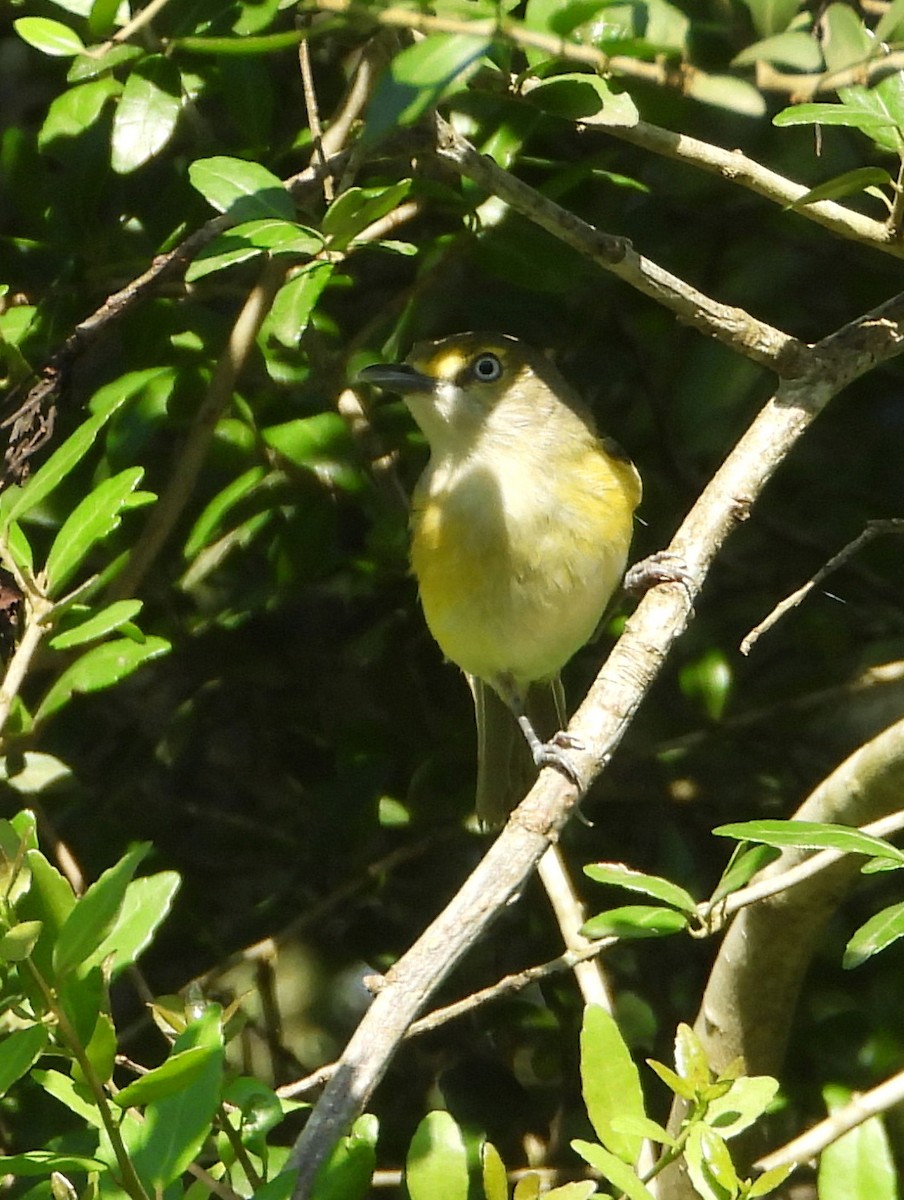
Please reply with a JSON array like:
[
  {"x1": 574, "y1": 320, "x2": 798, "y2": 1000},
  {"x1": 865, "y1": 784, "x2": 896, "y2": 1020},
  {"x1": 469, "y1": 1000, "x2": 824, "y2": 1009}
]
[
  {"x1": 432, "y1": 116, "x2": 809, "y2": 376},
  {"x1": 276, "y1": 934, "x2": 615, "y2": 1099},
  {"x1": 537, "y1": 846, "x2": 614, "y2": 1011},
  {"x1": 755, "y1": 1065, "x2": 904, "y2": 1173},
  {"x1": 741, "y1": 518, "x2": 904, "y2": 654}
]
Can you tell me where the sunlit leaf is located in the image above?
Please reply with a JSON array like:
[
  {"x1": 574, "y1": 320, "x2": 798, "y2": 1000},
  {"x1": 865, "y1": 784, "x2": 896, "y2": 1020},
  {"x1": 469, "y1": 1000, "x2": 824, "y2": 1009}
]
[
  {"x1": 581, "y1": 1004, "x2": 646, "y2": 1164},
  {"x1": 111, "y1": 55, "x2": 183, "y2": 173},
  {"x1": 405, "y1": 1111, "x2": 469, "y2": 1200},
  {"x1": 843, "y1": 900, "x2": 904, "y2": 968},
  {"x1": 14, "y1": 17, "x2": 85, "y2": 56}
]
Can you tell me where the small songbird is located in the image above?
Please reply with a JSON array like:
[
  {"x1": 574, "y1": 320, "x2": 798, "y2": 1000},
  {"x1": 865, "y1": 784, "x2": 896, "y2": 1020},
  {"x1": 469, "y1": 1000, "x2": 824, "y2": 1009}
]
[{"x1": 358, "y1": 332, "x2": 641, "y2": 826}]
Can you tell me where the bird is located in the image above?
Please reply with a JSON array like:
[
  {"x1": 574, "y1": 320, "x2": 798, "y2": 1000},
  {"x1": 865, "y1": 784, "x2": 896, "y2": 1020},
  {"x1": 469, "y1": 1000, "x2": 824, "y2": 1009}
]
[{"x1": 358, "y1": 332, "x2": 641, "y2": 826}]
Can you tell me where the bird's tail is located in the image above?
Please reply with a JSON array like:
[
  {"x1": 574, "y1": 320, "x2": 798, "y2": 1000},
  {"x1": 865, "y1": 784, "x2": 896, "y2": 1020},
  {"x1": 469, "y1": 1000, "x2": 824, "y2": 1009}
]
[{"x1": 470, "y1": 675, "x2": 566, "y2": 828}]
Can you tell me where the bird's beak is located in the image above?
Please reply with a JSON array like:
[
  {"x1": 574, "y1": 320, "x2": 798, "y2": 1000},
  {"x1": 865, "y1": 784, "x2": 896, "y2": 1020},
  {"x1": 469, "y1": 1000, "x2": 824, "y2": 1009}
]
[{"x1": 356, "y1": 362, "x2": 436, "y2": 395}]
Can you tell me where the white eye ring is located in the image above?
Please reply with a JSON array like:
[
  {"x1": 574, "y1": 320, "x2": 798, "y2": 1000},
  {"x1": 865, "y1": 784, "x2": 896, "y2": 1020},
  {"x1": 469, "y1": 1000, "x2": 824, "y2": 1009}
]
[{"x1": 471, "y1": 353, "x2": 503, "y2": 382}]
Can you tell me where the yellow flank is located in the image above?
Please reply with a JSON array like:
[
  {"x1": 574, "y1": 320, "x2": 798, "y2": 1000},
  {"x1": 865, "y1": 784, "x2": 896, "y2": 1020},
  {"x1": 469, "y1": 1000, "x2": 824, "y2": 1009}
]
[{"x1": 357, "y1": 330, "x2": 641, "y2": 824}]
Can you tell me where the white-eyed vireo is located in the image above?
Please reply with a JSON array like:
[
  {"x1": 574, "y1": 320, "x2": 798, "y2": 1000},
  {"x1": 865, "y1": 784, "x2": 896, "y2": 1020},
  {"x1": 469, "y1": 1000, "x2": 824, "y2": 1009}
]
[{"x1": 359, "y1": 332, "x2": 641, "y2": 826}]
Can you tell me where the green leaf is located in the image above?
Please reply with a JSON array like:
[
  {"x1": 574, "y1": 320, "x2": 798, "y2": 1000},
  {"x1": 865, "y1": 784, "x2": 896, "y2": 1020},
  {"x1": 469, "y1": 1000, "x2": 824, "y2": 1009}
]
[
  {"x1": 39, "y1": 77, "x2": 121, "y2": 147},
  {"x1": 0, "y1": 920, "x2": 43, "y2": 961},
  {"x1": 0, "y1": 1151, "x2": 106, "y2": 1176},
  {"x1": 713, "y1": 820, "x2": 904, "y2": 862},
  {"x1": 405, "y1": 1111, "x2": 469, "y2": 1200},
  {"x1": 571, "y1": 1140, "x2": 655, "y2": 1199},
  {"x1": 363, "y1": 35, "x2": 490, "y2": 146},
  {"x1": 111, "y1": 55, "x2": 183, "y2": 173},
  {"x1": 1, "y1": 369, "x2": 167, "y2": 529},
  {"x1": 33, "y1": 1067, "x2": 105, "y2": 1128},
  {"x1": 310, "y1": 1112, "x2": 379, "y2": 1200},
  {"x1": 526, "y1": 74, "x2": 639, "y2": 127},
  {"x1": 49, "y1": 600, "x2": 144, "y2": 650},
  {"x1": 128, "y1": 1006, "x2": 224, "y2": 1187},
  {"x1": 183, "y1": 467, "x2": 268, "y2": 559},
  {"x1": 114, "y1": 1046, "x2": 219, "y2": 1108},
  {"x1": 877, "y1": 0, "x2": 904, "y2": 40},
  {"x1": 53, "y1": 843, "x2": 149, "y2": 976},
  {"x1": 0, "y1": 1026, "x2": 49, "y2": 1097},
  {"x1": 19, "y1": 850, "x2": 76, "y2": 980},
  {"x1": 646, "y1": 1057, "x2": 698, "y2": 1101},
  {"x1": 67, "y1": 42, "x2": 143, "y2": 81},
  {"x1": 481, "y1": 1142, "x2": 509, "y2": 1200},
  {"x1": 843, "y1": 900, "x2": 904, "y2": 968},
  {"x1": 543, "y1": 1183, "x2": 598, "y2": 1199},
  {"x1": 705, "y1": 1075, "x2": 779, "y2": 1137},
  {"x1": 818, "y1": 1087, "x2": 897, "y2": 1200},
  {"x1": 34, "y1": 635, "x2": 171, "y2": 725},
  {"x1": 748, "y1": 1163, "x2": 795, "y2": 1196},
  {"x1": 265, "y1": 261, "x2": 334, "y2": 348},
  {"x1": 584, "y1": 862, "x2": 697, "y2": 913},
  {"x1": 85, "y1": 871, "x2": 181, "y2": 977},
  {"x1": 322, "y1": 180, "x2": 413, "y2": 248},
  {"x1": 232, "y1": 0, "x2": 281, "y2": 35},
  {"x1": 79, "y1": 1011, "x2": 117, "y2": 1086},
  {"x1": 674, "y1": 1023, "x2": 711, "y2": 1091},
  {"x1": 580, "y1": 1004, "x2": 645, "y2": 1164},
  {"x1": 582, "y1": 905, "x2": 689, "y2": 939},
  {"x1": 611, "y1": 1113, "x2": 677, "y2": 1147},
  {"x1": 684, "y1": 1124, "x2": 739, "y2": 1200},
  {"x1": 685, "y1": 73, "x2": 767, "y2": 116},
  {"x1": 14, "y1": 17, "x2": 85, "y2": 56},
  {"x1": 89, "y1": 0, "x2": 121, "y2": 38},
  {"x1": 786, "y1": 166, "x2": 893, "y2": 209},
  {"x1": 710, "y1": 843, "x2": 780, "y2": 905},
  {"x1": 513, "y1": 1177, "x2": 541, "y2": 1200},
  {"x1": 185, "y1": 218, "x2": 323, "y2": 281},
  {"x1": 738, "y1": 0, "x2": 801, "y2": 37},
  {"x1": 188, "y1": 155, "x2": 294, "y2": 221},
  {"x1": 732, "y1": 30, "x2": 822, "y2": 70},
  {"x1": 262, "y1": 413, "x2": 352, "y2": 468},
  {"x1": 44, "y1": 467, "x2": 151, "y2": 595}
]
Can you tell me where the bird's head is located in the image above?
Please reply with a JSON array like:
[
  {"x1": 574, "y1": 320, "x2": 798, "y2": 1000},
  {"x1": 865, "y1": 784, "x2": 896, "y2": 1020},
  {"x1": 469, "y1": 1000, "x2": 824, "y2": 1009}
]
[{"x1": 357, "y1": 332, "x2": 594, "y2": 457}]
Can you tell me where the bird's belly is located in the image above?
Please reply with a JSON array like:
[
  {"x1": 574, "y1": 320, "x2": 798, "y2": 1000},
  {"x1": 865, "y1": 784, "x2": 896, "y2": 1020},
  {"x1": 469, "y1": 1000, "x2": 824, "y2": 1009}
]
[{"x1": 410, "y1": 459, "x2": 632, "y2": 686}]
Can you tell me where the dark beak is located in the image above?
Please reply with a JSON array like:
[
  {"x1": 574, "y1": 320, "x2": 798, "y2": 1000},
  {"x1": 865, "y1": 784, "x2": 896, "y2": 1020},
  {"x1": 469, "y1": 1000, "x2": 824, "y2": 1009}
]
[{"x1": 356, "y1": 363, "x2": 436, "y2": 395}]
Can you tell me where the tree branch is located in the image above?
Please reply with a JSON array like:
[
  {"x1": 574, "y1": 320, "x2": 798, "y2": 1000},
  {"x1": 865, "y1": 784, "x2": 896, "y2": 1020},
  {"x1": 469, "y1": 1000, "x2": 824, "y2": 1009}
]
[{"x1": 285, "y1": 280, "x2": 904, "y2": 1200}]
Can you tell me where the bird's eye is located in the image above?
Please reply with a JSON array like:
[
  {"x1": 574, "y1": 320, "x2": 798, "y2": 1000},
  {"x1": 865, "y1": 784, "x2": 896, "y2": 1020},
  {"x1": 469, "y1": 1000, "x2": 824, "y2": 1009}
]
[{"x1": 471, "y1": 353, "x2": 503, "y2": 382}]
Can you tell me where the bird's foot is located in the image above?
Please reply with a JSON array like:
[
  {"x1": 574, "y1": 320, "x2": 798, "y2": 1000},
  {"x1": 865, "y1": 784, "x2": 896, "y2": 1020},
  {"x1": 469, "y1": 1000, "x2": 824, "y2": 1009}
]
[
  {"x1": 517, "y1": 716, "x2": 584, "y2": 789},
  {"x1": 625, "y1": 551, "x2": 697, "y2": 606}
]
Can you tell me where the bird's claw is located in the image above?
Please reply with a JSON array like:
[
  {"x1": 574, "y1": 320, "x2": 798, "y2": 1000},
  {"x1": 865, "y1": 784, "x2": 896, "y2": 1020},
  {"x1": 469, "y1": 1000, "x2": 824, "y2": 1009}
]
[
  {"x1": 533, "y1": 732, "x2": 584, "y2": 788},
  {"x1": 625, "y1": 551, "x2": 696, "y2": 606}
]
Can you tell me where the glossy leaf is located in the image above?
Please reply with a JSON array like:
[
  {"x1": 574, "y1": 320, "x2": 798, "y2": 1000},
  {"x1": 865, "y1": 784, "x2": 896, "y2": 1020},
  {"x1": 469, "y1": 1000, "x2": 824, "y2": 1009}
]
[
  {"x1": 49, "y1": 600, "x2": 144, "y2": 650},
  {"x1": 0, "y1": 920, "x2": 43, "y2": 962},
  {"x1": 44, "y1": 467, "x2": 151, "y2": 595},
  {"x1": 262, "y1": 413, "x2": 352, "y2": 468},
  {"x1": 14, "y1": 17, "x2": 85, "y2": 56},
  {"x1": 114, "y1": 1046, "x2": 218, "y2": 1108},
  {"x1": 185, "y1": 218, "x2": 323, "y2": 281},
  {"x1": 710, "y1": 843, "x2": 780, "y2": 905},
  {"x1": 53, "y1": 843, "x2": 149, "y2": 976},
  {"x1": 322, "y1": 180, "x2": 413, "y2": 247},
  {"x1": 581, "y1": 1004, "x2": 646, "y2": 1164},
  {"x1": 265, "y1": 261, "x2": 334, "y2": 348},
  {"x1": 526, "y1": 74, "x2": 639, "y2": 127},
  {"x1": 2, "y1": 369, "x2": 166, "y2": 529},
  {"x1": 39, "y1": 77, "x2": 121, "y2": 146},
  {"x1": 310, "y1": 1113, "x2": 379, "y2": 1200},
  {"x1": 111, "y1": 55, "x2": 183, "y2": 174},
  {"x1": 713, "y1": 820, "x2": 904, "y2": 862},
  {"x1": 405, "y1": 1111, "x2": 469, "y2": 1200},
  {"x1": 363, "y1": 35, "x2": 490, "y2": 146},
  {"x1": 584, "y1": 862, "x2": 697, "y2": 913},
  {"x1": 706, "y1": 1075, "x2": 779, "y2": 1137},
  {"x1": 84, "y1": 871, "x2": 181, "y2": 976},
  {"x1": 481, "y1": 1141, "x2": 509, "y2": 1200},
  {"x1": 33, "y1": 1069, "x2": 103, "y2": 1127},
  {"x1": 843, "y1": 900, "x2": 904, "y2": 968},
  {"x1": 129, "y1": 1006, "x2": 225, "y2": 1188},
  {"x1": 0, "y1": 1026, "x2": 49, "y2": 1097},
  {"x1": 582, "y1": 905, "x2": 689, "y2": 939},
  {"x1": 34, "y1": 635, "x2": 171, "y2": 725},
  {"x1": 786, "y1": 167, "x2": 892, "y2": 209},
  {"x1": 571, "y1": 1140, "x2": 655, "y2": 1199},
  {"x1": 684, "y1": 1124, "x2": 739, "y2": 1200},
  {"x1": 818, "y1": 1087, "x2": 896, "y2": 1200},
  {"x1": 543, "y1": 1183, "x2": 598, "y2": 1199},
  {"x1": 739, "y1": 0, "x2": 801, "y2": 36},
  {"x1": 0, "y1": 1152, "x2": 106, "y2": 1176},
  {"x1": 188, "y1": 155, "x2": 294, "y2": 221},
  {"x1": 733, "y1": 30, "x2": 822, "y2": 69}
]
